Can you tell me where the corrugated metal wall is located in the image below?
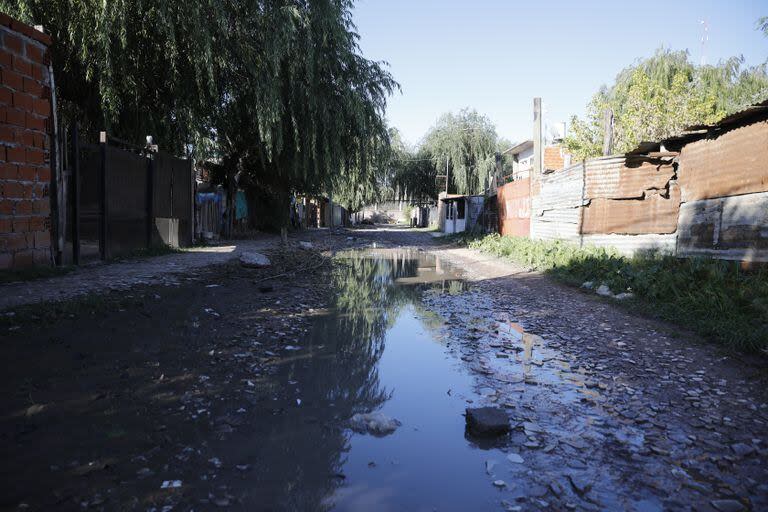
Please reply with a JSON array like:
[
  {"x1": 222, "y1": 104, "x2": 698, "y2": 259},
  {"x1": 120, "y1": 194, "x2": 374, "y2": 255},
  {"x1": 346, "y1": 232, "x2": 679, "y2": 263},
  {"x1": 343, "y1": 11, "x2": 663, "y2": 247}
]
[
  {"x1": 678, "y1": 120, "x2": 768, "y2": 202},
  {"x1": 489, "y1": 114, "x2": 766, "y2": 262},
  {"x1": 675, "y1": 120, "x2": 768, "y2": 262},
  {"x1": 466, "y1": 196, "x2": 486, "y2": 232},
  {"x1": 677, "y1": 191, "x2": 768, "y2": 262},
  {"x1": 530, "y1": 162, "x2": 583, "y2": 242},
  {"x1": 496, "y1": 178, "x2": 530, "y2": 237},
  {"x1": 581, "y1": 156, "x2": 679, "y2": 235}
]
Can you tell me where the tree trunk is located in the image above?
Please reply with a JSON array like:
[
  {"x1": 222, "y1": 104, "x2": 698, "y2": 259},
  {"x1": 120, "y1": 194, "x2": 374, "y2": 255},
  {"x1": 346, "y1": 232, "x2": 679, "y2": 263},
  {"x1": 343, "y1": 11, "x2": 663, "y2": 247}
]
[
  {"x1": 274, "y1": 185, "x2": 291, "y2": 246},
  {"x1": 226, "y1": 173, "x2": 235, "y2": 238}
]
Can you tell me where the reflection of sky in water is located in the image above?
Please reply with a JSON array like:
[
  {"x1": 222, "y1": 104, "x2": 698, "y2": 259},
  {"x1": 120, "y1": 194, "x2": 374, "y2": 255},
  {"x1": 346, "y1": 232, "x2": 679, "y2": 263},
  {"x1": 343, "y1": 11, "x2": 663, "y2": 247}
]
[
  {"x1": 331, "y1": 304, "x2": 505, "y2": 512},
  {"x1": 319, "y1": 251, "x2": 513, "y2": 511},
  {"x1": 245, "y1": 250, "x2": 635, "y2": 511}
]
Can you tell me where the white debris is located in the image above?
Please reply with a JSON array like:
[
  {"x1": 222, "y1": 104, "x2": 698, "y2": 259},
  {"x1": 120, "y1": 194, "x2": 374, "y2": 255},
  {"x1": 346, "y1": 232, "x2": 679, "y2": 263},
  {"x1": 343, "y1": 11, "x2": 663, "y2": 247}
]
[
  {"x1": 350, "y1": 411, "x2": 402, "y2": 436},
  {"x1": 239, "y1": 252, "x2": 271, "y2": 268},
  {"x1": 596, "y1": 284, "x2": 613, "y2": 297},
  {"x1": 161, "y1": 480, "x2": 182, "y2": 489}
]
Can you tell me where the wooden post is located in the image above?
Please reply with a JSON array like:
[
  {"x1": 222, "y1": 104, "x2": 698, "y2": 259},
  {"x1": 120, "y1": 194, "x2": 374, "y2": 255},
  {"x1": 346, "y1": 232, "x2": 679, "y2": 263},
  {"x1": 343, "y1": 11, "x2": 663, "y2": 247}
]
[
  {"x1": 49, "y1": 64, "x2": 62, "y2": 266},
  {"x1": 72, "y1": 124, "x2": 80, "y2": 265},
  {"x1": 532, "y1": 97, "x2": 542, "y2": 208},
  {"x1": 494, "y1": 152, "x2": 502, "y2": 187},
  {"x1": 445, "y1": 156, "x2": 449, "y2": 194},
  {"x1": 99, "y1": 131, "x2": 108, "y2": 260},
  {"x1": 190, "y1": 158, "x2": 195, "y2": 245},
  {"x1": 533, "y1": 97, "x2": 542, "y2": 177},
  {"x1": 146, "y1": 151, "x2": 154, "y2": 248},
  {"x1": 225, "y1": 170, "x2": 234, "y2": 239},
  {"x1": 602, "y1": 108, "x2": 614, "y2": 156}
]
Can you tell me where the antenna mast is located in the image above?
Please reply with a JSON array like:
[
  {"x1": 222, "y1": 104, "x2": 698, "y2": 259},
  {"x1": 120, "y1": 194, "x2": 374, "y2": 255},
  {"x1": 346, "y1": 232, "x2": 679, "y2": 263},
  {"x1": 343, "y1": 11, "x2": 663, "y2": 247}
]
[{"x1": 699, "y1": 19, "x2": 709, "y2": 66}]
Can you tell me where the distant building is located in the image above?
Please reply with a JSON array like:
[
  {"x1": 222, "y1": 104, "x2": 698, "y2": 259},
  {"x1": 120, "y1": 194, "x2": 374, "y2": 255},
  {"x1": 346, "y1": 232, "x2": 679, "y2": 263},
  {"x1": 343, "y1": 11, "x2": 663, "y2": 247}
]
[
  {"x1": 500, "y1": 140, "x2": 570, "y2": 182},
  {"x1": 501, "y1": 140, "x2": 534, "y2": 181},
  {"x1": 438, "y1": 193, "x2": 485, "y2": 234}
]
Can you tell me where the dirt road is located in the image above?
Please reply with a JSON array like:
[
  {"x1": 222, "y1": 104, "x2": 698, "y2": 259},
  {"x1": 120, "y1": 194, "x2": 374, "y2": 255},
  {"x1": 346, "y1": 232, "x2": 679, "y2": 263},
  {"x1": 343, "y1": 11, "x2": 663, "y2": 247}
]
[{"x1": 0, "y1": 227, "x2": 766, "y2": 512}]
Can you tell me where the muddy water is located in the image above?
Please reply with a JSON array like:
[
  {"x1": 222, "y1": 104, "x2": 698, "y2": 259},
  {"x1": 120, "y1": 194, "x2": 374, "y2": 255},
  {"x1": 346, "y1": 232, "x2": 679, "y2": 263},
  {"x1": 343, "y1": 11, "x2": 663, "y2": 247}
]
[{"x1": 239, "y1": 249, "x2": 518, "y2": 511}]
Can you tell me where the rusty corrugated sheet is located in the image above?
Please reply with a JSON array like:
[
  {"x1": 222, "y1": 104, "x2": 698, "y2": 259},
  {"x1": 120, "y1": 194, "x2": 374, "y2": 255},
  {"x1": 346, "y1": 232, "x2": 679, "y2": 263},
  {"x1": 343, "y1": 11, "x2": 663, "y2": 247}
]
[
  {"x1": 497, "y1": 179, "x2": 530, "y2": 237},
  {"x1": 678, "y1": 120, "x2": 768, "y2": 202},
  {"x1": 582, "y1": 183, "x2": 680, "y2": 235},
  {"x1": 531, "y1": 163, "x2": 583, "y2": 242},
  {"x1": 677, "y1": 191, "x2": 768, "y2": 262},
  {"x1": 581, "y1": 156, "x2": 680, "y2": 235},
  {"x1": 585, "y1": 157, "x2": 675, "y2": 199},
  {"x1": 531, "y1": 208, "x2": 582, "y2": 241}
]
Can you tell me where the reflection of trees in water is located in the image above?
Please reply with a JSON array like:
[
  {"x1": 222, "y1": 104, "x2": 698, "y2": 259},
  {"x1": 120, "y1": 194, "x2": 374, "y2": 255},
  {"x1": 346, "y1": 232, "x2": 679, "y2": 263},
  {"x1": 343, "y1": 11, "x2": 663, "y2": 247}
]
[
  {"x1": 333, "y1": 254, "x2": 420, "y2": 352},
  {"x1": 244, "y1": 254, "x2": 427, "y2": 511}
]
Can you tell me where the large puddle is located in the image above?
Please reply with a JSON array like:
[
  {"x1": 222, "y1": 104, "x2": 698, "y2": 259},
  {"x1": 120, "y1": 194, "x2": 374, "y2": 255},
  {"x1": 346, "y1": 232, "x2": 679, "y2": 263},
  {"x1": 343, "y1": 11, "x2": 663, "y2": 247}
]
[{"x1": 236, "y1": 249, "x2": 519, "y2": 511}]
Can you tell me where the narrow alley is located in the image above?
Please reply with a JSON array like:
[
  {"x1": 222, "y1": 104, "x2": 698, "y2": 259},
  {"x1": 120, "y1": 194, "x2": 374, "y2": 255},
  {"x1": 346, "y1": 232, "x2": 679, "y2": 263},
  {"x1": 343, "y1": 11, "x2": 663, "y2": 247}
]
[{"x1": 1, "y1": 228, "x2": 765, "y2": 512}]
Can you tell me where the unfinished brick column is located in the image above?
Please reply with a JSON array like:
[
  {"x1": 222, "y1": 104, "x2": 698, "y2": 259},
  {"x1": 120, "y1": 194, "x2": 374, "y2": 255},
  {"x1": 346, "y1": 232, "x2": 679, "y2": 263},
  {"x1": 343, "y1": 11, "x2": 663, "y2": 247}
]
[{"x1": 0, "y1": 14, "x2": 52, "y2": 269}]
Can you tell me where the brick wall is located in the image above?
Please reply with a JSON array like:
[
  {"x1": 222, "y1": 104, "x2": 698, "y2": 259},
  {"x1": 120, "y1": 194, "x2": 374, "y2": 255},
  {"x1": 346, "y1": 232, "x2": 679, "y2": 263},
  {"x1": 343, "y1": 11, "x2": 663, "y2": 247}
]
[
  {"x1": 0, "y1": 14, "x2": 52, "y2": 269},
  {"x1": 543, "y1": 145, "x2": 565, "y2": 171}
]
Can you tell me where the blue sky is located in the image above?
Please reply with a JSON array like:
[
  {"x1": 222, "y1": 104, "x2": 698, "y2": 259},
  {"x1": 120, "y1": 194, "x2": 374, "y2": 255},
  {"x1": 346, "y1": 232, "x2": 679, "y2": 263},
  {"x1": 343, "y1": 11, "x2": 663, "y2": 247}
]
[{"x1": 352, "y1": 0, "x2": 768, "y2": 146}]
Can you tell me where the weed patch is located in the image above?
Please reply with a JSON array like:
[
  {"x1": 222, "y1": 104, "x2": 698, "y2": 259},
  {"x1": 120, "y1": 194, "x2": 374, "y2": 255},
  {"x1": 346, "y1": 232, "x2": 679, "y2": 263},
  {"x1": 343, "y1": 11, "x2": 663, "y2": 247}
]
[{"x1": 458, "y1": 233, "x2": 768, "y2": 352}]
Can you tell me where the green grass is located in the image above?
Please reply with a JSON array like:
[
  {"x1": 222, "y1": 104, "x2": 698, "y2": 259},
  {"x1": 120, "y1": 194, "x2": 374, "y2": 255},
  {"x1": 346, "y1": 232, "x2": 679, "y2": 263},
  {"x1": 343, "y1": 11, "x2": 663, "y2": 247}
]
[{"x1": 455, "y1": 233, "x2": 768, "y2": 353}]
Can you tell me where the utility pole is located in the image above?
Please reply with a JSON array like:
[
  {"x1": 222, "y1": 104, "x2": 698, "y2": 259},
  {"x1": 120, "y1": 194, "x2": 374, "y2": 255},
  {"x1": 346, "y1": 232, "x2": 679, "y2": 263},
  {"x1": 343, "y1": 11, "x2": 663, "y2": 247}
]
[
  {"x1": 445, "y1": 155, "x2": 449, "y2": 194},
  {"x1": 602, "y1": 108, "x2": 614, "y2": 156},
  {"x1": 533, "y1": 97, "x2": 542, "y2": 177}
]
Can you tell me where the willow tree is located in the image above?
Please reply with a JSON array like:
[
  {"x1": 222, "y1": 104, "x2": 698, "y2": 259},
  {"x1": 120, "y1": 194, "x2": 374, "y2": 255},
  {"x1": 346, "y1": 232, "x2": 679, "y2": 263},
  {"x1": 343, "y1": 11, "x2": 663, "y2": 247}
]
[
  {"x1": 213, "y1": 0, "x2": 397, "y2": 236},
  {"x1": 565, "y1": 48, "x2": 768, "y2": 160},
  {"x1": 1, "y1": 0, "x2": 226, "y2": 153},
  {"x1": 422, "y1": 109, "x2": 497, "y2": 195},
  {"x1": 386, "y1": 129, "x2": 437, "y2": 202}
]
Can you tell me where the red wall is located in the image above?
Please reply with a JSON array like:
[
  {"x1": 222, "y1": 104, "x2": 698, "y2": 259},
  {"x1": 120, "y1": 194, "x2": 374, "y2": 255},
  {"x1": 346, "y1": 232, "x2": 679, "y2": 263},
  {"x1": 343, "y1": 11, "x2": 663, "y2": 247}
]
[
  {"x1": 0, "y1": 14, "x2": 52, "y2": 268},
  {"x1": 497, "y1": 178, "x2": 530, "y2": 237}
]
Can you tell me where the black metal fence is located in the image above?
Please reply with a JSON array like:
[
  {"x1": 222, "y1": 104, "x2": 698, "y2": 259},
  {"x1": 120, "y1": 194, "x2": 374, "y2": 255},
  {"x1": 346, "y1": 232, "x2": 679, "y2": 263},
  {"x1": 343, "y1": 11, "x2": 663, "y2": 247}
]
[{"x1": 63, "y1": 127, "x2": 193, "y2": 264}]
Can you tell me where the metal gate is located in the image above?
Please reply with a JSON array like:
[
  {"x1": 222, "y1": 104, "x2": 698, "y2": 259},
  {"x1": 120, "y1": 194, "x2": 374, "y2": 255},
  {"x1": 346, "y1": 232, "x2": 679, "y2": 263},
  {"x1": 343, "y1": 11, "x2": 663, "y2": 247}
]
[{"x1": 62, "y1": 128, "x2": 193, "y2": 264}]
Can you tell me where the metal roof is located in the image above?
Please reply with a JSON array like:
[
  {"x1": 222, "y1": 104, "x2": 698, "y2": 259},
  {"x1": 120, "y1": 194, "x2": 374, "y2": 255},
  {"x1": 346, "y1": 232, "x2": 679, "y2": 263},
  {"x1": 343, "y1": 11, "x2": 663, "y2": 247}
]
[
  {"x1": 501, "y1": 140, "x2": 533, "y2": 156},
  {"x1": 628, "y1": 99, "x2": 768, "y2": 155}
]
